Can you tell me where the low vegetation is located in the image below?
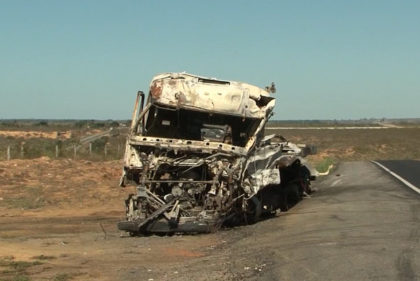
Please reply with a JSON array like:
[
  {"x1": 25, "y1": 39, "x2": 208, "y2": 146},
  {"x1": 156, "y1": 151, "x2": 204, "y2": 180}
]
[
  {"x1": 2, "y1": 186, "x2": 45, "y2": 210},
  {"x1": 0, "y1": 256, "x2": 43, "y2": 281},
  {"x1": 52, "y1": 273, "x2": 74, "y2": 281},
  {"x1": 1, "y1": 120, "x2": 420, "y2": 170},
  {"x1": 266, "y1": 127, "x2": 420, "y2": 172},
  {"x1": 313, "y1": 157, "x2": 335, "y2": 173},
  {"x1": 0, "y1": 120, "x2": 128, "y2": 161},
  {"x1": 31, "y1": 255, "x2": 56, "y2": 261}
]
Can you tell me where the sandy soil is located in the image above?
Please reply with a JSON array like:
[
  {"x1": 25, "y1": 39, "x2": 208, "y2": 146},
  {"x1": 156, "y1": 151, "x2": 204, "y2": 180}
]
[
  {"x1": 0, "y1": 131, "x2": 72, "y2": 140},
  {"x1": 0, "y1": 158, "x2": 132, "y2": 217},
  {"x1": 0, "y1": 158, "x2": 224, "y2": 281},
  {"x1": 0, "y1": 129, "x2": 106, "y2": 140},
  {"x1": 1, "y1": 157, "x2": 419, "y2": 281}
]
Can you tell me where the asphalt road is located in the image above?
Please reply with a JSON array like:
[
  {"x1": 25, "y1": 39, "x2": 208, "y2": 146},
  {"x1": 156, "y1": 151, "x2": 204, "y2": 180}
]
[
  {"x1": 152, "y1": 161, "x2": 420, "y2": 281},
  {"x1": 376, "y1": 160, "x2": 420, "y2": 189},
  {"x1": 2, "y1": 161, "x2": 418, "y2": 281}
]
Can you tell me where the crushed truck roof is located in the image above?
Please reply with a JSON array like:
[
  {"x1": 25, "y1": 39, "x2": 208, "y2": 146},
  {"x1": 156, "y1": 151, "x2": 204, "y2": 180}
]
[{"x1": 149, "y1": 72, "x2": 275, "y2": 119}]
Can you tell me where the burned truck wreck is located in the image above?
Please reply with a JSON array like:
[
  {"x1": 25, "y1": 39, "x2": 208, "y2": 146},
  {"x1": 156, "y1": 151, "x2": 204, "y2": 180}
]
[{"x1": 118, "y1": 73, "x2": 315, "y2": 235}]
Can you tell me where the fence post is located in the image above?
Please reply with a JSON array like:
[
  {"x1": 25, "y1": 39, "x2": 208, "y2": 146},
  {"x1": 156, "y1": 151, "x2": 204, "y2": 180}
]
[
  {"x1": 55, "y1": 145, "x2": 59, "y2": 158},
  {"x1": 73, "y1": 144, "x2": 77, "y2": 159},
  {"x1": 89, "y1": 142, "x2": 92, "y2": 155},
  {"x1": 20, "y1": 143, "x2": 24, "y2": 158},
  {"x1": 104, "y1": 143, "x2": 108, "y2": 157},
  {"x1": 7, "y1": 145, "x2": 10, "y2": 161}
]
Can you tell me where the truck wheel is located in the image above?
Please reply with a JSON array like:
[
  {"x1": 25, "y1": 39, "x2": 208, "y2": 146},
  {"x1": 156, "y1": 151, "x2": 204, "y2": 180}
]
[
  {"x1": 246, "y1": 196, "x2": 262, "y2": 224},
  {"x1": 285, "y1": 183, "x2": 301, "y2": 208}
]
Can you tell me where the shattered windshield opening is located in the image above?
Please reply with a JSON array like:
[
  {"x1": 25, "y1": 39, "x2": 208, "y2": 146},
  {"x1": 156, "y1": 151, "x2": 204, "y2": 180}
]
[
  {"x1": 142, "y1": 104, "x2": 260, "y2": 147},
  {"x1": 200, "y1": 124, "x2": 231, "y2": 143}
]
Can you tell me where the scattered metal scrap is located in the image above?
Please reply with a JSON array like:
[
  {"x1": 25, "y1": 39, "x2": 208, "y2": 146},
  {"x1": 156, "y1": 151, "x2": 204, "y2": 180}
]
[{"x1": 118, "y1": 73, "x2": 316, "y2": 235}]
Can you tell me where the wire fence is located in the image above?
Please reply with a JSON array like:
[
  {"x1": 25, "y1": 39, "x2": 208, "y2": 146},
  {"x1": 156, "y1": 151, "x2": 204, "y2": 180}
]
[{"x1": 0, "y1": 135, "x2": 127, "y2": 161}]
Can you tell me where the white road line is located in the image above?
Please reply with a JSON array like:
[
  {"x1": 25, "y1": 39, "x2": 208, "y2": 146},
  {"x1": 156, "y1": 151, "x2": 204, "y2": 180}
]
[
  {"x1": 265, "y1": 127, "x2": 395, "y2": 130},
  {"x1": 371, "y1": 161, "x2": 420, "y2": 195},
  {"x1": 331, "y1": 179, "x2": 342, "y2": 187}
]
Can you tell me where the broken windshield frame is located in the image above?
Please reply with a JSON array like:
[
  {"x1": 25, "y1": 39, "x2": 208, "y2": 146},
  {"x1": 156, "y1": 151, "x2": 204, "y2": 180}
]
[{"x1": 134, "y1": 103, "x2": 261, "y2": 147}]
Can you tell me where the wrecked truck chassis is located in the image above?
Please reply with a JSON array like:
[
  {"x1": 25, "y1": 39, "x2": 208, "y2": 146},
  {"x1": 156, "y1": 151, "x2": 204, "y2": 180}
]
[
  {"x1": 118, "y1": 137, "x2": 312, "y2": 235},
  {"x1": 118, "y1": 73, "x2": 314, "y2": 235},
  {"x1": 118, "y1": 147, "x2": 311, "y2": 234}
]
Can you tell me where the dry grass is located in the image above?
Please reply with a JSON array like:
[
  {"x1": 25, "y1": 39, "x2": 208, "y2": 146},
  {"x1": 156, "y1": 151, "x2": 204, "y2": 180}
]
[
  {"x1": 0, "y1": 158, "x2": 133, "y2": 217},
  {"x1": 0, "y1": 256, "x2": 43, "y2": 281},
  {"x1": 266, "y1": 128, "x2": 420, "y2": 169},
  {"x1": 1, "y1": 186, "x2": 45, "y2": 210}
]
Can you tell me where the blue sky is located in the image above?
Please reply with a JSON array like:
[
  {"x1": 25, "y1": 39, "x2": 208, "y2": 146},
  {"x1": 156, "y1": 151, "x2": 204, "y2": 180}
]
[{"x1": 0, "y1": 0, "x2": 419, "y2": 120}]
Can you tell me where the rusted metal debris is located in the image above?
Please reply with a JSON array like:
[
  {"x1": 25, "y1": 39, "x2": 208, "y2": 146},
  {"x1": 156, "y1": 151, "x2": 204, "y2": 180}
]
[{"x1": 118, "y1": 73, "x2": 316, "y2": 235}]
